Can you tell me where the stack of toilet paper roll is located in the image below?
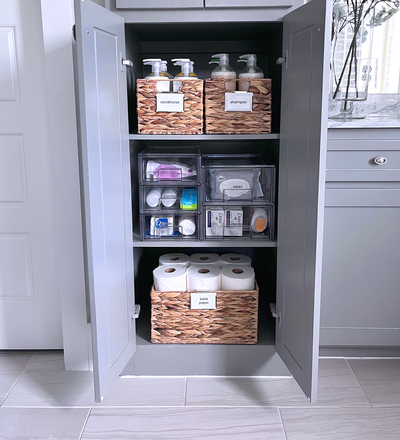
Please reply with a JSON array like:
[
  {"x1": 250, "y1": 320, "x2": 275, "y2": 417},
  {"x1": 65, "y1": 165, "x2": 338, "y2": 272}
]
[{"x1": 154, "y1": 252, "x2": 255, "y2": 291}]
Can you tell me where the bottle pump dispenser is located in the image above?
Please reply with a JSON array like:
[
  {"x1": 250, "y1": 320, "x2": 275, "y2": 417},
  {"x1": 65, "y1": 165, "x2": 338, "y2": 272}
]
[
  {"x1": 237, "y1": 54, "x2": 264, "y2": 91},
  {"x1": 172, "y1": 58, "x2": 197, "y2": 92},
  {"x1": 209, "y1": 53, "x2": 236, "y2": 91},
  {"x1": 161, "y1": 60, "x2": 173, "y2": 79},
  {"x1": 143, "y1": 58, "x2": 169, "y2": 92}
]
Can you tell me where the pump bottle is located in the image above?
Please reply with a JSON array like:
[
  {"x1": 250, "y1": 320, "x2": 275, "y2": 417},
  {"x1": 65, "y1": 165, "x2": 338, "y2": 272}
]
[
  {"x1": 171, "y1": 58, "x2": 197, "y2": 92},
  {"x1": 161, "y1": 60, "x2": 173, "y2": 79},
  {"x1": 209, "y1": 53, "x2": 236, "y2": 92},
  {"x1": 143, "y1": 58, "x2": 169, "y2": 92},
  {"x1": 237, "y1": 54, "x2": 264, "y2": 92}
]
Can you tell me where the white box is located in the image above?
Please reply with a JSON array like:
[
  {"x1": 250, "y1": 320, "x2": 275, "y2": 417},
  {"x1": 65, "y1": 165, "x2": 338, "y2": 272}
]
[
  {"x1": 224, "y1": 209, "x2": 243, "y2": 236},
  {"x1": 206, "y1": 209, "x2": 224, "y2": 236}
]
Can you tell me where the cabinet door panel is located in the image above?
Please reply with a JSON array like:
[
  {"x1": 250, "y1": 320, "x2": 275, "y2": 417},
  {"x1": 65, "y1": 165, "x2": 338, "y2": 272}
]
[
  {"x1": 74, "y1": 0, "x2": 136, "y2": 402},
  {"x1": 276, "y1": 0, "x2": 331, "y2": 403},
  {"x1": 116, "y1": 0, "x2": 203, "y2": 9},
  {"x1": 320, "y1": 204, "x2": 400, "y2": 344},
  {"x1": 205, "y1": 0, "x2": 293, "y2": 7}
]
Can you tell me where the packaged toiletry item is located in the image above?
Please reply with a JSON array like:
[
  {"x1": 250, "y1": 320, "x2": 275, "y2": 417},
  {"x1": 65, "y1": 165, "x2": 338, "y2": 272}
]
[
  {"x1": 206, "y1": 209, "x2": 224, "y2": 236},
  {"x1": 161, "y1": 60, "x2": 173, "y2": 79},
  {"x1": 150, "y1": 215, "x2": 176, "y2": 236},
  {"x1": 146, "y1": 187, "x2": 162, "y2": 208},
  {"x1": 249, "y1": 208, "x2": 268, "y2": 233},
  {"x1": 224, "y1": 209, "x2": 243, "y2": 236},
  {"x1": 172, "y1": 58, "x2": 198, "y2": 92},
  {"x1": 180, "y1": 188, "x2": 197, "y2": 210},
  {"x1": 143, "y1": 58, "x2": 170, "y2": 92},
  {"x1": 208, "y1": 168, "x2": 263, "y2": 200},
  {"x1": 146, "y1": 160, "x2": 197, "y2": 180},
  {"x1": 237, "y1": 54, "x2": 264, "y2": 92},
  {"x1": 161, "y1": 188, "x2": 178, "y2": 207},
  {"x1": 178, "y1": 215, "x2": 196, "y2": 236},
  {"x1": 209, "y1": 53, "x2": 236, "y2": 92}
]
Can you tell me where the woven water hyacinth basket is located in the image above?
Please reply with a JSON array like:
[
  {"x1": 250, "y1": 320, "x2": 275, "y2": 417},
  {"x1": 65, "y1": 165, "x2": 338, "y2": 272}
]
[
  {"x1": 136, "y1": 79, "x2": 204, "y2": 134},
  {"x1": 204, "y1": 78, "x2": 272, "y2": 134},
  {"x1": 150, "y1": 283, "x2": 259, "y2": 344}
]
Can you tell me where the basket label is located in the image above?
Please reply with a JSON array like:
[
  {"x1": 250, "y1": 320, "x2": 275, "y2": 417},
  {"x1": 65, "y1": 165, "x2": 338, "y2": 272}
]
[
  {"x1": 224, "y1": 92, "x2": 253, "y2": 112},
  {"x1": 190, "y1": 292, "x2": 217, "y2": 310},
  {"x1": 156, "y1": 93, "x2": 184, "y2": 112}
]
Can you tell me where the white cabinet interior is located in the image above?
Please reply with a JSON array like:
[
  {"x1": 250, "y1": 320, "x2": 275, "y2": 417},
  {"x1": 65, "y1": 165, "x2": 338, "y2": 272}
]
[{"x1": 74, "y1": 0, "x2": 331, "y2": 402}]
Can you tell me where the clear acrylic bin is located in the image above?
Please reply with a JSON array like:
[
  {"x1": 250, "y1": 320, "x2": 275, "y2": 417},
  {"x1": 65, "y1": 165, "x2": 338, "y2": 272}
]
[
  {"x1": 203, "y1": 205, "x2": 274, "y2": 240},
  {"x1": 140, "y1": 186, "x2": 199, "y2": 213},
  {"x1": 202, "y1": 154, "x2": 275, "y2": 203},
  {"x1": 138, "y1": 146, "x2": 201, "y2": 184},
  {"x1": 140, "y1": 213, "x2": 200, "y2": 240}
]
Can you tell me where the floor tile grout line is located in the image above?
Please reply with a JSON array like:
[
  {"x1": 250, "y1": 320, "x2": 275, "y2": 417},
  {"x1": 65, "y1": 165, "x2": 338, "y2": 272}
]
[
  {"x1": 278, "y1": 407, "x2": 289, "y2": 440},
  {"x1": 0, "y1": 351, "x2": 37, "y2": 406},
  {"x1": 344, "y1": 358, "x2": 373, "y2": 407},
  {"x1": 78, "y1": 407, "x2": 92, "y2": 440}
]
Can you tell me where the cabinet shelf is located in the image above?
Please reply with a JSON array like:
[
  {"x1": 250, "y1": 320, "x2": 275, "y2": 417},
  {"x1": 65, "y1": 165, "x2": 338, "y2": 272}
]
[
  {"x1": 129, "y1": 133, "x2": 280, "y2": 141},
  {"x1": 132, "y1": 237, "x2": 277, "y2": 247}
]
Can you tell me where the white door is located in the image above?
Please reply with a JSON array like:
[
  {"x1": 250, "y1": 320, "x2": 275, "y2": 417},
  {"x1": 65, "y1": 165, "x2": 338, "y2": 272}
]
[
  {"x1": 74, "y1": 0, "x2": 137, "y2": 402},
  {"x1": 276, "y1": 0, "x2": 331, "y2": 403},
  {"x1": 0, "y1": 0, "x2": 62, "y2": 348}
]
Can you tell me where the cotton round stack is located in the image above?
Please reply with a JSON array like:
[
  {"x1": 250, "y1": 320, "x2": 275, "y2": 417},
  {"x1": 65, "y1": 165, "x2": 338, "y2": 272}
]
[
  {"x1": 189, "y1": 253, "x2": 220, "y2": 266},
  {"x1": 159, "y1": 253, "x2": 190, "y2": 267},
  {"x1": 187, "y1": 264, "x2": 221, "y2": 291},
  {"x1": 219, "y1": 253, "x2": 252, "y2": 267},
  {"x1": 153, "y1": 265, "x2": 187, "y2": 291},
  {"x1": 221, "y1": 265, "x2": 255, "y2": 291}
]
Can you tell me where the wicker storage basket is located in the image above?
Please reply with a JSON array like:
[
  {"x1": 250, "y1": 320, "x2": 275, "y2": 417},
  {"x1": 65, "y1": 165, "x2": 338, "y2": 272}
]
[
  {"x1": 204, "y1": 78, "x2": 272, "y2": 134},
  {"x1": 150, "y1": 283, "x2": 259, "y2": 344},
  {"x1": 136, "y1": 79, "x2": 204, "y2": 134}
]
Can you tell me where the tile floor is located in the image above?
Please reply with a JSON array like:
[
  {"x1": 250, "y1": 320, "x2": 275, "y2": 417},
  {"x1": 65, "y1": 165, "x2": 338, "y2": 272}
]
[{"x1": 0, "y1": 351, "x2": 399, "y2": 439}]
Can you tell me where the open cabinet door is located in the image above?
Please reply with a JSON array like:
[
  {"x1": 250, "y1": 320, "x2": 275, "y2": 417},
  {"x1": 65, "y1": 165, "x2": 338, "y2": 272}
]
[
  {"x1": 74, "y1": 0, "x2": 136, "y2": 402},
  {"x1": 276, "y1": 0, "x2": 332, "y2": 403}
]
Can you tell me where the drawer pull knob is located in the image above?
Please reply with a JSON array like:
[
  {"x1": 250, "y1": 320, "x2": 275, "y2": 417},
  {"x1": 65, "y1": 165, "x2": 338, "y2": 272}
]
[{"x1": 374, "y1": 157, "x2": 387, "y2": 165}]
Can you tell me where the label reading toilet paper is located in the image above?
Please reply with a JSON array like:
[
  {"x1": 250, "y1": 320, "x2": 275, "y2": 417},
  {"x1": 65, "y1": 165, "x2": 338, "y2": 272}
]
[{"x1": 190, "y1": 292, "x2": 217, "y2": 310}]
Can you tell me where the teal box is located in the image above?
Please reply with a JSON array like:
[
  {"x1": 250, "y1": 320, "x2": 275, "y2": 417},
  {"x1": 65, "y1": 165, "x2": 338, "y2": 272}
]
[{"x1": 180, "y1": 188, "x2": 197, "y2": 210}]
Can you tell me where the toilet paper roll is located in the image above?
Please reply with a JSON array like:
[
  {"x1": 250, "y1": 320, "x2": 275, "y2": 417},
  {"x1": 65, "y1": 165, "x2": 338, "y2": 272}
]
[
  {"x1": 187, "y1": 264, "x2": 221, "y2": 291},
  {"x1": 189, "y1": 253, "x2": 220, "y2": 266},
  {"x1": 219, "y1": 253, "x2": 252, "y2": 267},
  {"x1": 153, "y1": 265, "x2": 187, "y2": 291},
  {"x1": 221, "y1": 265, "x2": 255, "y2": 291},
  {"x1": 159, "y1": 253, "x2": 190, "y2": 267}
]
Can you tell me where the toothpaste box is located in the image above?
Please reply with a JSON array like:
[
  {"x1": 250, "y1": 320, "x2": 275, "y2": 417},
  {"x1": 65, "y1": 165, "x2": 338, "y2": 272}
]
[
  {"x1": 224, "y1": 209, "x2": 243, "y2": 236},
  {"x1": 206, "y1": 210, "x2": 224, "y2": 236}
]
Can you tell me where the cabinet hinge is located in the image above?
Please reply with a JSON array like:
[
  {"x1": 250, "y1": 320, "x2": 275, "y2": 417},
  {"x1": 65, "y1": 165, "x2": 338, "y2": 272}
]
[
  {"x1": 270, "y1": 303, "x2": 281, "y2": 326},
  {"x1": 130, "y1": 304, "x2": 141, "y2": 326},
  {"x1": 276, "y1": 50, "x2": 288, "y2": 69}
]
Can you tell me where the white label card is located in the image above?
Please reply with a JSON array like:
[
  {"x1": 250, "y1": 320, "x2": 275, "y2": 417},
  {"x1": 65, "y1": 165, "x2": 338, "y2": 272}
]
[
  {"x1": 225, "y1": 92, "x2": 253, "y2": 112},
  {"x1": 156, "y1": 93, "x2": 184, "y2": 112},
  {"x1": 190, "y1": 292, "x2": 217, "y2": 310}
]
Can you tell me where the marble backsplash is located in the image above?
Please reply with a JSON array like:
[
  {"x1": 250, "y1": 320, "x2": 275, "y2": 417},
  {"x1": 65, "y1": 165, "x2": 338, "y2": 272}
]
[{"x1": 328, "y1": 94, "x2": 400, "y2": 128}]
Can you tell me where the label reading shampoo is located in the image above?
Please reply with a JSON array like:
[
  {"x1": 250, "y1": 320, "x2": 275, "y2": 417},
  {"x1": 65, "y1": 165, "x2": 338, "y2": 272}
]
[{"x1": 224, "y1": 92, "x2": 253, "y2": 112}]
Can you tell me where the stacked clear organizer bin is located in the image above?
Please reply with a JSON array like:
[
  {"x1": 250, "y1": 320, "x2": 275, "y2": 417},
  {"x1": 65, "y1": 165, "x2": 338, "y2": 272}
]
[
  {"x1": 138, "y1": 146, "x2": 202, "y2": 240},
  {"x1": 201, "y1": 154, "x2": 275, "y2": 241}
]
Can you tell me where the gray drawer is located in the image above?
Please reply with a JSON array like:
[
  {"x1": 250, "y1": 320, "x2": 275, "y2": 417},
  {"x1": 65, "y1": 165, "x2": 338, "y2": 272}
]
[
  {"x1": 116, "y1": 0, "x2": 203, "y2": 9},
  {"x1": 326, "y1": 150, "x2": 400, "y2": 181}
]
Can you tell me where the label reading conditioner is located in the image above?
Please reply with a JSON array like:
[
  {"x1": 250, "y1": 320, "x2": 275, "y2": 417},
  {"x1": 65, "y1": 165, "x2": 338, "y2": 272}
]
[{"x1": 156, "y1": 93, "x2": 184, "y2": 112}]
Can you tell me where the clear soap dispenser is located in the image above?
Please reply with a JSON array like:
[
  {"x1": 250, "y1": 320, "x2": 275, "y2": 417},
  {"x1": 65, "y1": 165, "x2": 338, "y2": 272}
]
[
  {"x1": 237, "y1": 54, "x2": 264, "y2": 92},
  {"x1": 171, "y1": 58, "x2": 197, "y2": 92},
  {"x1": 209, "y1": 53, "x2": 236, "y2": 92},
  {"x1": 161, "y1": 60, "x2": 173, "y2": 79},
  {"x1": 143, "y1": 58, "x2": 170, "y2": 92}
]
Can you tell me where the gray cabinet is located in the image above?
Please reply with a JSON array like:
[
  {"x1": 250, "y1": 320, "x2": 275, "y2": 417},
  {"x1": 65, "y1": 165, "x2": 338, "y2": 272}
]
[
  {"x1": 320, "y1": 129, "x2": 400, "y2": 349},
  {"x1": 74, "y1": 0, "x2": 331, "y2": 403},
  {"x1": 115, "y1": 0, "x2": 203, "y2": 9},
  {"x1": 205, "y1": 0, "x2": 293, "y2": 7}
]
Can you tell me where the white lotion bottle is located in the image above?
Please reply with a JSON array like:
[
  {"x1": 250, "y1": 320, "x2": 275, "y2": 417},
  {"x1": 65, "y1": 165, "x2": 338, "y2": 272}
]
[
  {"x1": 209, "y1": 53, "x2": 237, "y2": 92},
  {"x1": 237, "y1": 54, "x2": 264, "y2": 92},
  {"x1": 146, "y1": 187, "x2": 162, "y2": 208},
  {"x1": 249, "y1": 208, "x2": 268, "y2": 233},
  {"x1": 143, "y1": 58, "x2": 169, "y2": 92}
]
